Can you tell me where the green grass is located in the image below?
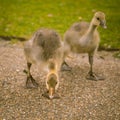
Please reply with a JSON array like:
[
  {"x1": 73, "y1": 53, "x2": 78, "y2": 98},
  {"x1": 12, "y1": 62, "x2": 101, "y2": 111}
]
[{"x1": 0, "y1": 0, "x2": 120, "y2": 48}]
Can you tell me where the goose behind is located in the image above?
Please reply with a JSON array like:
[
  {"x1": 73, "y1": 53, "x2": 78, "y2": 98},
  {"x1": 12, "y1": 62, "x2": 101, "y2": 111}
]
[{"x1": 63, "y1": 11, "x2": 107, "y2": 80}]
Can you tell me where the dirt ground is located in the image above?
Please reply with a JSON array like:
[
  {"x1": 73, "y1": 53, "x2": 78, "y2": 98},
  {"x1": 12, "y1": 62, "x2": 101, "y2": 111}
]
[{"x1": 0, "y1": 40, "x2": 120, "y2": 120}]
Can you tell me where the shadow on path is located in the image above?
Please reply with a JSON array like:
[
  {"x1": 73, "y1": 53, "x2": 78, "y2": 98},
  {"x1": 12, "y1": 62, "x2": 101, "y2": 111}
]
[{"x1": 0, "y1": 35, "x2": 27, "y2": 41}]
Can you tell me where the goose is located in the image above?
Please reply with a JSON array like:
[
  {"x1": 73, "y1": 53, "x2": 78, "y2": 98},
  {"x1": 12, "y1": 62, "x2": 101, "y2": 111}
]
[
  {"x1": 24, "y1": 28, "x2": 63, "y2": 99},
  {"x1": 62, "y1": 11, "x2": 107, "y2": 80}
]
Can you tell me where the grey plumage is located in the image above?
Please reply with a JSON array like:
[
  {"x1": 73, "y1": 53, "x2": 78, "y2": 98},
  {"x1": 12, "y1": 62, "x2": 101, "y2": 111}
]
[
  {"x1": 24, "y1": 28, "x2": 63, "y2": 99},
  {"x1": 63, "y1": 11, "x2": 107, "y2": 80}
]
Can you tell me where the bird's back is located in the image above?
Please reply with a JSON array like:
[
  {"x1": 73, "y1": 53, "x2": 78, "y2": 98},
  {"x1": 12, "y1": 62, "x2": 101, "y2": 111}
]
[
  {"x1": 24, "y1": 28, "x2": 63, "y2": 66},
  {"x1": 32, "y1": 28, "x2": 62, "y2": 61},
  {"x1": 64, "y1": 22, "x2": 89, "y2": 43},
  {"x1": 71, "y1": 21, "x2": 89, "y2": 34}
]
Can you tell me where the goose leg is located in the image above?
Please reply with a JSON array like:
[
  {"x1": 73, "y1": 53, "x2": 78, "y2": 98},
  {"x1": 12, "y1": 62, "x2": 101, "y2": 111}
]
[
  {"x1": 61, "y1": 61, "x2": 72, "y2": 71},
  {"x1": 86, "y1": 54, "x2": 105, "y2": 80},
  {"x1": 26, "y1": 62, "x2": 39, "y2": 88}
]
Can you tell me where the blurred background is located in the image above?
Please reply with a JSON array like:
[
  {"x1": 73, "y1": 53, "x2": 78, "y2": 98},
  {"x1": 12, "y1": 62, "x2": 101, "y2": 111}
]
[{"x1": 0, "y1": 0, "x2": 120, "y2": 49}]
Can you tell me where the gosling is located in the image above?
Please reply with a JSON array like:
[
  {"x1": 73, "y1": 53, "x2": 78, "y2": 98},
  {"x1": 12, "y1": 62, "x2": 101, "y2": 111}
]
[
  {"x1": 24, "y1": 28, "x2": 63, "y2": 99},
  {"x1": 63, "y1": 11, "x2": 107, "y2": 80}
]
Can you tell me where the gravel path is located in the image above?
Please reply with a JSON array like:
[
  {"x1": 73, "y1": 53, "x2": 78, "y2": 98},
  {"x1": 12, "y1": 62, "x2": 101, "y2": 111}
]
[{"x1": 0, "y1": 40, "x2": 120, "y2": 120}]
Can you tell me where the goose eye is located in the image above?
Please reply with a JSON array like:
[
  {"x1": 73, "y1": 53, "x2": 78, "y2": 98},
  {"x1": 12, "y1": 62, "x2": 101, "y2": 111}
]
[{"x1": 97, "y1": 17, "x2": 100, "y2": 20}]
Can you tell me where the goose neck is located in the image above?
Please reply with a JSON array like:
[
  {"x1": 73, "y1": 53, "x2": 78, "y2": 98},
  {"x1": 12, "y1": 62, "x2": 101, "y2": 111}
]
[{"x1": 87, "y1": 22, "x2": 97, "y2": 35}]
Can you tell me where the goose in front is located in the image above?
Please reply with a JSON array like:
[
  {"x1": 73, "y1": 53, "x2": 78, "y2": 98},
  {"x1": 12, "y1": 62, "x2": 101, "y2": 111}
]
[{"x1": 24, "y1": 28, "x2": 63, "y2": 99}]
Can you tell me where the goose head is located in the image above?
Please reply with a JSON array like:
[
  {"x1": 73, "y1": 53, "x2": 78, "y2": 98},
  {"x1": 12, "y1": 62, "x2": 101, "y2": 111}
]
[
  {"x1": 46, "y1": 73, "x2": 59, "y2": 99},
  {"x1": 92, "y1": 11, "x2": 107, "y2": 29}
]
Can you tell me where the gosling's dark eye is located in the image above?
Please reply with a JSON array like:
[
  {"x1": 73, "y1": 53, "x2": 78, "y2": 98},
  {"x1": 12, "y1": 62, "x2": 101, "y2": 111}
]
[{"x1": 97, "y1": 17, "x2": 100, "y2": 20}]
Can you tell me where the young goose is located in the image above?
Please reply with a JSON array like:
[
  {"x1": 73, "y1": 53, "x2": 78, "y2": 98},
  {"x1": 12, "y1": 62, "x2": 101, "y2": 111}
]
[
  {"x1": 24, "y1": 28, "x2": 63, "y2": 99},
  {"x1": 63, "y1": 11, "x2": 107, "y2": 80}
]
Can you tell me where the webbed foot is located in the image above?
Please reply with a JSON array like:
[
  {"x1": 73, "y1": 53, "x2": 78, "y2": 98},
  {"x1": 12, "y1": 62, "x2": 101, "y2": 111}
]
[
  {"x1": 26, "y1": 76, "x2": 39, "y2": 88},
  {"x1": 86, "y1": 72, "x2": 105, "y2": 81},
  {"x1": 61, "y1": 62, "x2": 72, "y2": 71}
]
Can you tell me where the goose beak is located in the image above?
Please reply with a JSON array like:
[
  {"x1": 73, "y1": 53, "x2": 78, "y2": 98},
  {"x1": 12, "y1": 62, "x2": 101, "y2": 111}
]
[
  {"x1": 103, "y1": 25, "x2": 107, "y2": 29},
  {"x1": 49, "y1": 88, "x2": 55, "y2": 99},
  {"x1": 100, "y1": 20, "x2": 107, "y2": 29}
]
